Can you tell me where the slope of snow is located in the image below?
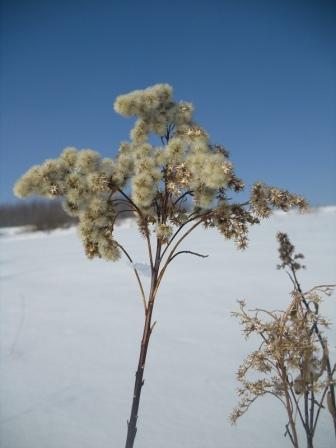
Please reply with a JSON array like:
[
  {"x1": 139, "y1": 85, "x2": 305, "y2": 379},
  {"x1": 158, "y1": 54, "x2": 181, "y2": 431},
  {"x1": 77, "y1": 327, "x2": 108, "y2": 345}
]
[{"x1": 1, "y1": 209, "x2": 335, "y2": 448}]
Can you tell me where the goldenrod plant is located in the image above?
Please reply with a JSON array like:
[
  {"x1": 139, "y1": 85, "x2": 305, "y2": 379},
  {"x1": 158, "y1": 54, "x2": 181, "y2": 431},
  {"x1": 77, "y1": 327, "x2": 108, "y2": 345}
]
[
  {"x1": 231, "y1": 233, "x2": 335, "y2": 448},
  {"x1": 15, "y1": 84, "x2": 307, "y2": 448}
]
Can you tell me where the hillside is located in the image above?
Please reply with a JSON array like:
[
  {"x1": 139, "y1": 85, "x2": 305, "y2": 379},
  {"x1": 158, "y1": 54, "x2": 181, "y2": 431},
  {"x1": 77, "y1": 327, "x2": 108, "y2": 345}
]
[{"x1": 1, "y1": 208, "x2": 335, "y2": 448}]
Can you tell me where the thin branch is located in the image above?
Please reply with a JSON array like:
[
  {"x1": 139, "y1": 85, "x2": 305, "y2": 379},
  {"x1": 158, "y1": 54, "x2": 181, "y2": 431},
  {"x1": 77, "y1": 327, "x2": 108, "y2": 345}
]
[
  {"x1": 150, "y1": 321, "x2": 157, "y2": 333},
  {"x1": 168, "y1": 250, "x2": 208, "y2": 263},
  {"x1": 313, "y1": 363, "x2": 336, "y2": 434},
  {"x1": 289, "y1": 386, "x2": 307, "y2": 428},
  {"x1": 310, "y1": 381, "x2": 315, "y2": 436},
  {"x1": 160, "y1": 210, "x2": 212, "y2": 261},
  {"x1": 284, "y1": 423, "x2": 296, "y2": 447},
  {"x1": 154, "y1": 218, "x2": 207, "y2": 297},
  {"x1": 286, "y1": 270, "x2": 296, "y2": 288},
  {"x1": 117, "y1": 189, "x2": 144, "y2": 218},
  {"x1": 186, "y1": 209, "x2": 202, "y2": 220},
  {"x1": 304, "y1": 390, "x2": 310, "y2": 439},
  {"x1": 116, "y1": 242, "x2": 147, "y2": 312},
  {"x1": 282, "y1": 376, "x2": 300, "y2": 448},
  {"x1": 264, "y1": 390, "x2": 287, "y2": 410},
  {"x1": 145, "y1": 231, "x2": 154, "y2": 272},
  {"x1": 110, "y1": 198, "x2": 134, "y2": 206},
  {"x1": 111, "y1": 209, "x2": 134, "y2": 227},
  {"x1": 312, "y1": 383, "x2": 329, "y2": 435},
  {"x1": 303, "y1": 284, "x2": 336, "y2": 295},
  {"x1": 116, "y1": 188, "x2": 154, "y2": 271},
  {"x1": 250, "y1": 308, "x2": 279, "y2": 320},
  {"x1": 173, "y1": 190, "x2": 193, "y2": 205}
]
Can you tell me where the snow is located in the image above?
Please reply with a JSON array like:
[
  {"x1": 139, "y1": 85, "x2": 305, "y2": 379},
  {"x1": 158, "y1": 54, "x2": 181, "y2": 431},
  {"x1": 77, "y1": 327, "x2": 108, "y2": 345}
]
[{"x1": 1, "y1": 208, "x2": 335, "y2": 448}]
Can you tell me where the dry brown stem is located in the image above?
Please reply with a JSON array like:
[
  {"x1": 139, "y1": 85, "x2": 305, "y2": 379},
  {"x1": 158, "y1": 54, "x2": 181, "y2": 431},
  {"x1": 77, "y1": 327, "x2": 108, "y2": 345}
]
[{"x1": 231, "y1": 234, "x2": 335, "y2": 448}]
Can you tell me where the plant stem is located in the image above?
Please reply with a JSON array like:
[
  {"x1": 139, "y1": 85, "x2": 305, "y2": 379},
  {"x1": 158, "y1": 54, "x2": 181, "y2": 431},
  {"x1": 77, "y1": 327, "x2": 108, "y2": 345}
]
[
  {"x1": 291, "y1": 268, "x2": 336, "y2": 437},
  {"x1": 283, "y1": 373, "x2": 300, "y2": 448},
  {"x1": 304, "y1": 389, "x2": 314, "y2": 448},
  {"x1": 124, "y1": 241, "x2": 161, "y2": 448}
]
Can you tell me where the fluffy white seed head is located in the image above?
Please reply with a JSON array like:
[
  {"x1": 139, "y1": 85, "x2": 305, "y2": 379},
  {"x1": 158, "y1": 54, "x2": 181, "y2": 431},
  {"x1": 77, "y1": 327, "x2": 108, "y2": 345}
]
[
  {"x1": 14, "y1": 165, "x2": 42, "y2": 198},
  {"x1": 156, "y1": 224, "x2": 173, "y2": 243},
  {"x1": 61, "y1": 147, "x2": 78, "y2": 167},
  {"x1": 76, "y1": 149, "x2": 101, "y2": 173},
  {"x1": 167, "y1": 138, "x2": 184, "y2": 163},
  {"x1": 15, "y1": 84, "x2": 306, "y2": 263},
  {"x1": 114, "y1": 84, "x2": 173, "y2": 117}
]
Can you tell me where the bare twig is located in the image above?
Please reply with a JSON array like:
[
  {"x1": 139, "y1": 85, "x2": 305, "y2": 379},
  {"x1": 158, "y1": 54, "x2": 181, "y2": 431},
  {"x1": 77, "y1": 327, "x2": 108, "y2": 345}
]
[
  {"x1": 154, "y1": 218, "x2": 206, "y2": 297},
  {"x1": 173, "y1": 190, "x2": 193, "y2": 205},
  {"x1": 160, "y1": 210, "x2": 212, "y2": 261},
  {"x1": 116, "y1": 242, "x2": 147, "y2": 312},
  {"x1": 168, "y1": 250, "x2": 208, "y2": 263}
]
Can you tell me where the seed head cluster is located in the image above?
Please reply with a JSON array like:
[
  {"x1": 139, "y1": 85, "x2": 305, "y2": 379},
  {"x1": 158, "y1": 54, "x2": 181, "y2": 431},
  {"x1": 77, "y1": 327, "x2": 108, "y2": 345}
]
[
  {"x1": 230, "y1": 293, "x2": 331, "y2": 425},
  {"x1": 230, "y1": 235, "x2": 335, "y2": 443},
  {"x1": 276, "y1": 232, "x2": 305, "y2": 271},
  {"x1": 14, "y1": 84, "x2": 308, "y2": 260}
]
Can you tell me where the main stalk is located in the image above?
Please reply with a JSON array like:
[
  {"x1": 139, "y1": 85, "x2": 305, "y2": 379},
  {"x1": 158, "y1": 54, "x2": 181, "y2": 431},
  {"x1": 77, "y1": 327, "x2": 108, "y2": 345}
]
[{"x1": 124, "y1": 242, "x2": 161, "y2": 448}]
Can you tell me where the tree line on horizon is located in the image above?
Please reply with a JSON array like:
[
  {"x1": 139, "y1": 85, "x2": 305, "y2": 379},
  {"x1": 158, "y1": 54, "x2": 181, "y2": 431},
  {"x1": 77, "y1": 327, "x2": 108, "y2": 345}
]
[{"x1": 0, "y1": 198, "x2": 133, "y2": 230}]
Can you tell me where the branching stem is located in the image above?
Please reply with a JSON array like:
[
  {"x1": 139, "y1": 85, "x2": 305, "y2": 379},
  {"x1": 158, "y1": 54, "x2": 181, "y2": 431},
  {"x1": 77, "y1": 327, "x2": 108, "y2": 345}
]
[
  {"x1": 168, "y1": 250, "x2": 208, "y2": 263},
  {"x1": 290, "y1": 267, "x2": 336, "y2": 437},
  {"x1": 116, "y1": 242, "x2": 147, "y2": 312}
]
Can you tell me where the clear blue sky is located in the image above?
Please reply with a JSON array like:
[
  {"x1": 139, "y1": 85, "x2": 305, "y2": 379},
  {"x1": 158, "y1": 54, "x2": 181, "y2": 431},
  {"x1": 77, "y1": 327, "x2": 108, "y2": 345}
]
[{"x1": 1, "y1": 0, "x2": 335, "y2": 205}]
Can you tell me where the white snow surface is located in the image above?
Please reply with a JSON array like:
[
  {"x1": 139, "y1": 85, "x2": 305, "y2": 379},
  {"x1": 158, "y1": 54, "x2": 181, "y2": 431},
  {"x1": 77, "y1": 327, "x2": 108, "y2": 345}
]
[{"x1": 1, "y1": 209, "x2": 336, "y2": 448}]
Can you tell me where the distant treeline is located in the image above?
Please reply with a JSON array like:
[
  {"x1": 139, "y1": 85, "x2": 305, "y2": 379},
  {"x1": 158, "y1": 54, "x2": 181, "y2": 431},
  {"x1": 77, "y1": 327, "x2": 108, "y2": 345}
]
[
  {"x1": 0, "y1": 200, "x2": 77, "y2": 230},
  {"x1": 0, "y1": 198, "x2": 133, "y2": 231}
]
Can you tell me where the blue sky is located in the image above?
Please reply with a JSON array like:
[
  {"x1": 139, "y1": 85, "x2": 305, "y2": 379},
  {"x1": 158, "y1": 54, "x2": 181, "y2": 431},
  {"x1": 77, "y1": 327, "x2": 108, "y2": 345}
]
[{"x1": 1, "y1": 0, "x2": 335, "y2": 205}]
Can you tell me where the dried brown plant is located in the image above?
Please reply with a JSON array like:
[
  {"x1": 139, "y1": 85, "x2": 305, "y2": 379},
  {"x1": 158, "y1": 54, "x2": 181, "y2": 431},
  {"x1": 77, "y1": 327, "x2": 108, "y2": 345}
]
[
  {"x1": 15, "y1": 85, "x2": 308, "y2": 448},
  {"x1": 231, "y1": 233, "x2": 336, "y2": 448}
]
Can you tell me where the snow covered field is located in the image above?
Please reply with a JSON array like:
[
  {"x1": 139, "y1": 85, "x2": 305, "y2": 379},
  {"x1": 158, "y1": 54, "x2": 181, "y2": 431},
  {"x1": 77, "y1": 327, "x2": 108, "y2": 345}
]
[{"x1": 1, "y1": 208, "x2": 335, "y2": 448}]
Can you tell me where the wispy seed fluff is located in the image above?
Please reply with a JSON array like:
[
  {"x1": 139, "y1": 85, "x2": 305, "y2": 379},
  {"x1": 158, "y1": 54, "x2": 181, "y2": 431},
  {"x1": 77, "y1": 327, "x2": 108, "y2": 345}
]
[
  {"x1": 186, "y1": 152, "x2": 233, "y2": 190},
  {"x1": 14, "y1": 147, "x2": 123, "y2": 261},
  {"x1": 166, "y1": 138, "x2": 184, "y2": 164},
  {"x1": 132, "y1": 156, "x2": 161, "y2": 209},
  {"x1": 15, "y1": 83, "x2": 307, "y2": 262},
  {"x1": 112, "y1": 83, "x2": 242, "y2": 212},
  {"x1": 156, "y1": 224, "x2": 173, "y2": 243},
  {"x1": 114, "y1": 84, "x2": 173, "y2": 117}
]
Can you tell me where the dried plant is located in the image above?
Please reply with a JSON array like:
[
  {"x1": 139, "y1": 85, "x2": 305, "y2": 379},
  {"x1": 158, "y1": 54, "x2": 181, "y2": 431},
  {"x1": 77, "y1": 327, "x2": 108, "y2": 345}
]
[
  {"x1": 15, "y1": 84, "x2": 307, "y2": 448},
  {"x1": 231, "y1": 233, "x2": 336, "y2": 448}
]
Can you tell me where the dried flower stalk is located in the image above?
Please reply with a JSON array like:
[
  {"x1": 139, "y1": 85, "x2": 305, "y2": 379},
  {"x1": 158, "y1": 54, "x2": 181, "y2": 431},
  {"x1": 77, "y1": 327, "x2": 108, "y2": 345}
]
[
  {"x1": 15, "y1": 85, "x2": 307, "y2": 448},
  {"x1": 231, "y1": 233, "x2": 335, "y2": 448}
]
